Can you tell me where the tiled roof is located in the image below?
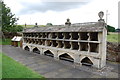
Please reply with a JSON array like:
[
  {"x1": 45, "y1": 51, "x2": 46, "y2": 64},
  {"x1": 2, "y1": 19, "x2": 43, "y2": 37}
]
[{"x1": 23, "y1": 22, "x2": 106, "y2": 33}]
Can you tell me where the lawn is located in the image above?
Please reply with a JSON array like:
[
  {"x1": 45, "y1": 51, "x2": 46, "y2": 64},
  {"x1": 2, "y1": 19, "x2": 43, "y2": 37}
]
[
  {"x1": 0, "y1": 38, "x2": 11, "y2": 45},
  {"x1": 0, "y1": 38, "x2": 21, "y2": 46},
  {"x1": 0, "y1": 53, "x2": 2, "y2": 79},
  {"x1": 107, "y1": 32, "x2": 119, "y2": 42},
  {"x1": 20, "y1": 25, "x2": 45, "y2": 28},
  {"x1": 1, "y1": 52, "x2": 44, "y2": 79}
]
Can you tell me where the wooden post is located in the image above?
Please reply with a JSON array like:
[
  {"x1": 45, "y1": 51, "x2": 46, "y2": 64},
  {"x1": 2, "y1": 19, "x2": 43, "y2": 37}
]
[
  {"x1": 20, "y1": 40, "x2": 23, "y2": 48},
  {"x1": 11, "y1": 41, "x2": 14, "y2": 46},
  {"x1": 14, "y1": 41, "x2": 18, "y2": 47}
]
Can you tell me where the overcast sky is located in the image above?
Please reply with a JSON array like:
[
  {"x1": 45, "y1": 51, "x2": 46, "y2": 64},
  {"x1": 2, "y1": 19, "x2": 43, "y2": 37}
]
[{"x1": 3, "y1": 0, "x2": 119, "y2": 28}]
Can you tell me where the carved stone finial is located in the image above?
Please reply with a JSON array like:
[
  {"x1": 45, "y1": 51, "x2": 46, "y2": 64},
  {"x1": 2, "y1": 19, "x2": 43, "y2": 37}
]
[
  {"x1": 25, "y1": 23, "x2": 26, "y2": 28},
  {"x1": 65, "y1": 18, "x2": 71, "y2": 26},
  {"x1": 34, "y1": 23, "x2": 38, "y2": 27},
  {"x1": 98, "y1": 11, "x2": 105, "y2": 22}
]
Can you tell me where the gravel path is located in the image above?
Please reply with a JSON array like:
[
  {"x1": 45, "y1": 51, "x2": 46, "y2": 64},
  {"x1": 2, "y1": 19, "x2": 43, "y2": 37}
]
[{"x1": 1, "y1": 45, "x2": 119, "y2": 78}]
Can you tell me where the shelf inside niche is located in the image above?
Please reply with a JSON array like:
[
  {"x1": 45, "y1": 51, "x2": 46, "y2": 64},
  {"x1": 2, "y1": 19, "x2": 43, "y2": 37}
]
[
  {"x1": 51, "y1": 33, "x2": 57, "y2": 39},
  {"x1": 80, "y1": 42, "x2": 88, "y2": 51},
  {"x1": 42, "y1": 40, "x2": 45, "y2": 45},
  {"x1": 71, "y1": 32, "x2": 79, "y2": 40},
  {"x1": 38, "y1": 33, "x2": 42, "y2": 38},
  {"x1": 80, "y1": 32, "x2": 89, "y2": 40},
  {"x1": 38, "y1": 39, "x2": 42, "y2": 45},
  {"x1": 46, "y1": 40, "x2": 52, "y2": 46},
  {"x1": 64, "y1": 41, "x2": 71, "y2": 49},
  {"x1": 46, "y1": 33, "x2": 50, "y2": 38},
  {"x1": 72, "y1": 42, "x2": 79, "y2": 50},
  {"x1": 89, "y1": 32, "x2": 98, "y2": 41},
  {"x1": 57, "y1": 41, "x2": 64, "y2": 48},
  {"x1": 64, "y1": 32, "x2": 71, "y2": 39},
  {"x1": 42, "y1": 33, "x2": 46, "y2": 38},
  {"x1": 58, "y1": 32, "x2": 64, "y2": 39},
  {"x1": 89, "y1": 43, "x2": 99, "y2": 53},
  {"x1": 52, "y1": 40, "x2": 58, "y2": 47}
]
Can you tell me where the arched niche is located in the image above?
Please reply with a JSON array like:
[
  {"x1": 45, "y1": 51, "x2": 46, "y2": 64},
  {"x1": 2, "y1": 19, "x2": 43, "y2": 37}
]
[
  {"x1": 24, "y1": 46, "x2": 30, "y2": 51},
  {"x1": 81, "y1": 57, "x2": 93, "y2": 66},
  {"x1": 44, "y1": 50, "x2": 54, "y2": 57},
  {"x1": 59, "y1": 53, "x2": 74, "y2": 62},
  {"x1": 33, "y1": 47, "x2": 40, "y2": 54}
]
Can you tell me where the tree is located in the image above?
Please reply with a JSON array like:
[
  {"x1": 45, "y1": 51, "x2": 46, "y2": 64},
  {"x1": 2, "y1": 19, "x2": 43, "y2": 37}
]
[
  {"x1": 15, "y1": 25, "x2": 23, "y2": 32},
  {"x1": 1, "y1": 1, "x2": 19, "y2": 32},
  {"x1": 46, "y1": 23, "x2": 53, "y2": 26},
  {"x1": 107, "y1": 25, "x2": 115, "y2": 32}
]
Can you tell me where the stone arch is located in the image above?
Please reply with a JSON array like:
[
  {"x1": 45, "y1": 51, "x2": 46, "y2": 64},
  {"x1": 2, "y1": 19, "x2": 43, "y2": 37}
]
[
  {"x1": 43, "y1": 49, "x2": 55, "y2": 55},
  {"x1": 32, "y1": 47, "x2": 40, "y2": 54},
  {"x1": 44, "y1": 50, "x2": 54, "y2": 57},
  {"x1": 80, "y1": 57, "x2": 93, "y2": 66},
  {"x1": 59, "y1": 53, "x2": 74, "y2": 62},
  {"x1": 24, "y1": 46, "x2": 30, "y2": 51},
  {"x1": 58, "y1": 52, "x2": 75, "y2": 60}
]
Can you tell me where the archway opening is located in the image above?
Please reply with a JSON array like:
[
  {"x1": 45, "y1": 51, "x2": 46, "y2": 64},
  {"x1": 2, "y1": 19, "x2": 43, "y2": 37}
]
[
  {"x1": 33, "y1": 47, "x2": 40, "y2": 54},
  {"x1": 24, "y1": 46, "x2": 30, "y2": 51},
  {"x1": 44, "y1": 50, "x2": 54, "y2": 57},
  {"x1": 59, "y1": 53, "x2": 74, "y2": 62},
  {"x1": 81, "y1": 57, "x2": 93, "y2": 66}
]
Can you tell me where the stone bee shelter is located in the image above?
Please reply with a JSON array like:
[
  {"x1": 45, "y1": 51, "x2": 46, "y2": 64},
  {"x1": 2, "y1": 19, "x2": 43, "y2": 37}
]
[{"x1": 22, "y1": 11, "x2": 107, "y2": 69}]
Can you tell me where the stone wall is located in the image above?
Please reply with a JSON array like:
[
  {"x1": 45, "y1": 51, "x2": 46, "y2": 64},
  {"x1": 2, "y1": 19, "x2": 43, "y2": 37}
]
[{"x1": 107, "y1": 42, "x2": 120, "y2": 62}]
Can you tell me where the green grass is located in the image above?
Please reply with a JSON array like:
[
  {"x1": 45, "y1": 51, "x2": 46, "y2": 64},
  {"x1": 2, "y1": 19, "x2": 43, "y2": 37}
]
[
  {"x1": 107, "y1": 32, "x2": 119, "y2": 42},
  {"x1": 0, "y1": 53, "x2": 2, "y2": 79},
  {"x1": 19, "y1": 25, "x2": 46, "y2": 28},
  {"x1": 1, "y1": 53, "x2": 44, "y2": 79},
  {"x1": 0, "y1": 38, "x2": 21, "y2": 46},
  {"x1": 0, "y1": 38, "x2": 11, "y2": 45},
  {"x1": 20, "y1": 25, "x2": 34, "y2": 28}
]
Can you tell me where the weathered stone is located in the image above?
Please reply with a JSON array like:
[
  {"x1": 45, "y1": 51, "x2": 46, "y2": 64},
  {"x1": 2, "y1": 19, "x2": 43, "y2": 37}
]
[
  {"x1": 107, "y1": 42, "x2": 120, "y2": 62},
  {"x1": 22, "y1": 21, "x2": 107, "y2": 69},
  {"x1": 22, "y1": 12, "x2": 107, "y2": 69}
]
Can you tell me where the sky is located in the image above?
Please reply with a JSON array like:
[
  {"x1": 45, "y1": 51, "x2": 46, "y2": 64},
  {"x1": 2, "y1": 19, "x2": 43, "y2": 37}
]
[{"x1": 3, "y1": 0, "x2": 119, "y2": 29}]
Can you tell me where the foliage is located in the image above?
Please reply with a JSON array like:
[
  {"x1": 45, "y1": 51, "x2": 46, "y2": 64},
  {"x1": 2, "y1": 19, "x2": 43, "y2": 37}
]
[
  {"x1": 115, "y1": 28, "x2": 120, "y2": 32},
  {"x1": 1, "y1": 1, "x2": 19, "y2": 32},
  {"x1": 46, "y1": 23, "x2": 53, "y2": 26},
  {"x1": 107, "y1": 25, "x2": 116, "y2": 32},
  {"x1": 2, "y1": 53, "x2": 44, "y2": 78},
  {"x1": 15, "y1": 25, "x2": 23, "y2": 32}
]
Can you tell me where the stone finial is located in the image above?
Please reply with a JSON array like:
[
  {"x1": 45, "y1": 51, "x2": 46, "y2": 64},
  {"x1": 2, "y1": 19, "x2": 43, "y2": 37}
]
[
  {"x1": 98, "y1": 11, "x2": 105, "y2": 22},
  {"x1": 25, "y1": 23, "x2": 26, "y2": 28},
  {"x1": 34, "y1": 23, "x2": 38, "y2": 27},
  {"x1": 65, "y1": 18, "x2": 71, "y2": 26}
]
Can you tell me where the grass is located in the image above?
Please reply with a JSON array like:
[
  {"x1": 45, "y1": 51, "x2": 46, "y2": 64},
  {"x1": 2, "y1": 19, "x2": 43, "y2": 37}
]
[
  {"x1": 1, "y1": 52, "x2": 45, "y2": 79},
  {"x1": 107, "y1": 32, "x2": 119, "y2": 42},
  {"x1": 0, "y1": 53, "x2": 2, "y2": 79},
  {"x1": 19, "y1": 25, "x2": 46, "y2": 28},
  {"x1": 0, "y1": 38, "x2": 21, "y2": 46},
  {"x1": 20, "y1": 25, "x2": 34, "y2": 28},
  {"x1": 0, "y1": 38, "x2": 11, "y2": 45}
]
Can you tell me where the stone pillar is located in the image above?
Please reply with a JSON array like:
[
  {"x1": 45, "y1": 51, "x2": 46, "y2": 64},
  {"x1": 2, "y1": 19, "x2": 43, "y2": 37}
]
[
  {"x1": 41, "y1": 48, "x2": 44, "y2": 55},
  {"x1": 100, "y1": 27, "x2": 107, "y2": 68},
  {"x1": 54, "y1": 51, "x2": 59, "y2": 60},
  {"x1": 74, "y1": 54, "x2": 80, "y2": 64}
]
